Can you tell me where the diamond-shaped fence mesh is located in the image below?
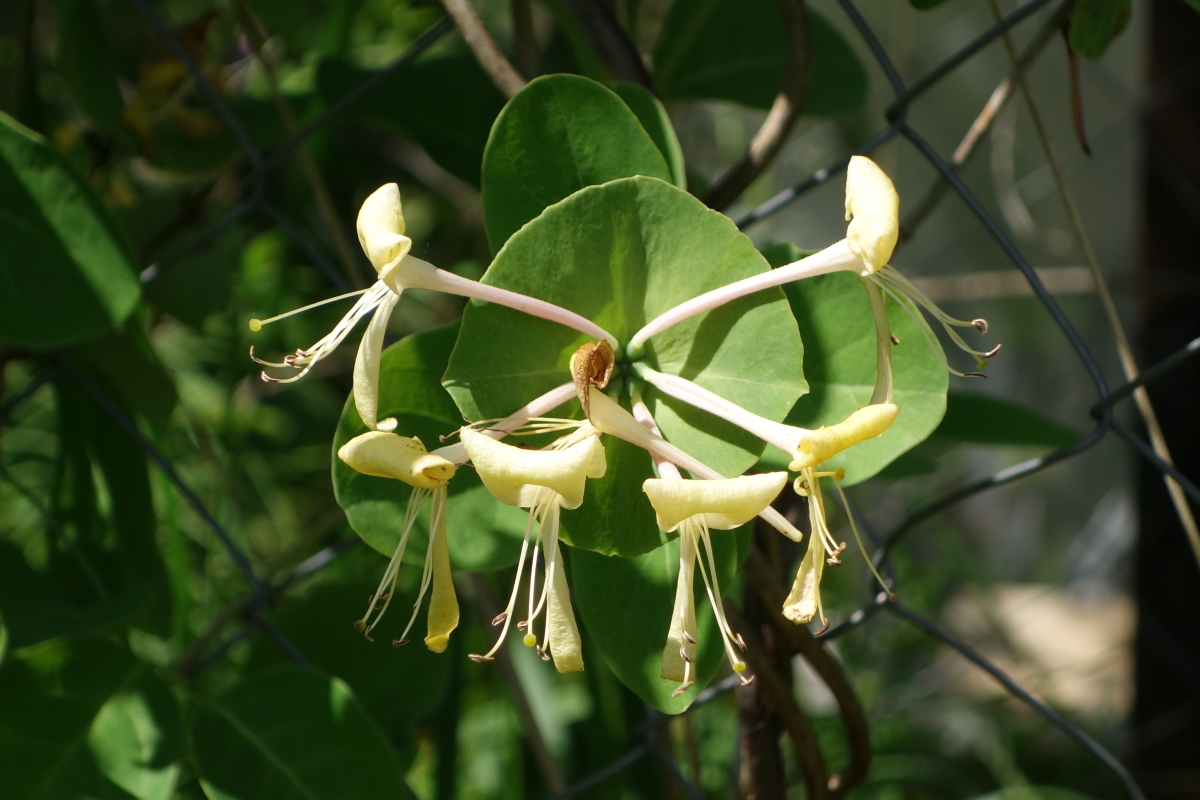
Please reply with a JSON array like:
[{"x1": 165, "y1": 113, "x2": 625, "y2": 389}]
[{"x1": 10, "y1": 1, "x2": 1199, "y2": 798}]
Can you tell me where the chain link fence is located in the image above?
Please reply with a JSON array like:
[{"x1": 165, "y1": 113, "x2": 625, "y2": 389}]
[{"x1": 14, "y1": 1, "x2": 1200, "y2": 797}]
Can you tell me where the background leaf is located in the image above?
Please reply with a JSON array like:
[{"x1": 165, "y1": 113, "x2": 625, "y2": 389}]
[
  {"x1": 0, "y1": 637, "x2": 182, "y2": 800},
  {"x1": 1069, "y1": 0, "x2": 1132, "y2": 60},
  {"x1": 0, "y1": 113, "x2": 139, "y2": 349},
  {"x1": 333, "y1": 322, "x2": 529, "y2": 571},
  {"x1": 315, "y1": 53, "x2": 506, "y2": 187},
  {"x1": 190, "y1": 665, "x2": 410, "y2": 800},
  {"x1": 445, "y1": 177, "x2": 804, "y2": 555},
  {"x1": 931, "y1": 392, "x2": 1080, "y2": 448},
  {"x1": 571, "y1": 527, "x2": 749, "y2": 713},
  {"x1": 480, "y1": 74, "x2": 672, "y2": 250},
  {"x1": 54, "y1": 0, "x2": 128, "y2": 138},
  {"x1": 653, "y1": 0, "x2": 868, "y2": 115}
]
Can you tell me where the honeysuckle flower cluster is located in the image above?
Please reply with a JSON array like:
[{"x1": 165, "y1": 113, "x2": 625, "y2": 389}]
[{"x1": 250, "y1": 158, "x2": 993, "y2": 691}]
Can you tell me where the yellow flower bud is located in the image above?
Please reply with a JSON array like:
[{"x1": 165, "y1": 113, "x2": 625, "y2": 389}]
[
  {"x1": 789, "y1": 403, "x2": 899, "y2": 471},
  {"x1": 356, "y1": 183, "x2": 412, "y2": 284},
  {"x1": 845, "y1": 156, "x2": 899, "y2": 274},
  {"x1": 338, "y1": 431, "x2": 456, "y2": 489}
]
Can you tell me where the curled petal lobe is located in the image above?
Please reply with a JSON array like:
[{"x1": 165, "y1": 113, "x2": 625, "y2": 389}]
[
  {"x1": 845, "y1": 156, "x2": 899, "y2": 274},
  {"x1": 352, "y1": 291, "x2": 400, "y2": 432},
  {"x1": 789, "y1": 403, "x2": 899, "y2": 471},
  {"x1": 338, "y1": 432, "x2": 456, "y2": 489},
  {"x1": 643, "y1": 473, "x2": 788, "y2": 532},
  {"x1": 424, "y1": 499, "x2": 459, "y2": 652},
  {"x1": 357, "y1": 183, "x2": 412, "y2": 283},
  {"x1": 545, "y1": 539, "x2": 584, "y2": 672},
  {"x1": 783, "y1": 532, "x2": 825, "y2": 625},
  {"x1": 460, "y1": 427, "x2": 606, "y2": 509}
]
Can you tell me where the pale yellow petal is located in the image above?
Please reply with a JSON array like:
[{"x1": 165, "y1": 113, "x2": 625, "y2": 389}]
[
  {"x1": 356, "y1": 184, "x2": 412, "y2": 282},
  {"x1": 545, "y1": 541, "x2": 584, "y2": 672},
  {"x1": 789, "y1": 403, "x2": 898, "y2": 471},
  {"x1": 423, "y1": 497, "x2": 459, "y2": 653},
  {"x1": 460, "y1": 428, "x2": 606, "y2": 509},
  {"x1": 643, "y1": 472, "x2": 787, "y2": 533},
  {"x1": 845, "y1": 156, "x2": 899, "y2": 274},
  {"x1": 782, "y1": 533, "x2": 825, "y2": 624},
  {"x1": 338, "y1": 431, "x2": 456, "y2": 488},
  {"x1": 352, "y1": 291, "x2": 399, "y2": 431}
]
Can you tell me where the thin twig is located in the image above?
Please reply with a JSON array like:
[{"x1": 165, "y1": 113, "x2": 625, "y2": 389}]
[
  {"x1": 704, "y1": 0, "x2": 812, "y2": 211},
  {"x1": 441, "y1": 0, "x2": 526, "y2": 98},
  {"x1": 986, "y1": 0, "x2": 1200, "y2": 573},
  {"x1": 744, "y1": 548, "x2": 871, "y2": 797},
  {"x1": 232, "y1": 0, "x2": 366, "y2": 287},
  {"x1": 465, "y1": 573, "x2": 566, "y2": 794},
  {"x1": 725, "y1": 602, "x2": 831, "y2": 799},
  {"x1": 899, "y1": 1, "x2": 1068, "y2": 240}
]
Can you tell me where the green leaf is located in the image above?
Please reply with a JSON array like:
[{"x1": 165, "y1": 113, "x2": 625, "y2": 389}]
[
  {"x1": 445, "y1": 177, "x2": 804, "y2": 555},
  {"x1": 571, "y1": 527, "x2": 749, "y2": 713},
  {"x1": 245, "y1": 581, "x2": 451, "y2": 735},
  {"x1": 654, "y1": 0, "x2": 868, "y2": 115},
  {"x1": 141, "y1": 224, "x2": 239, "y2": 327},
  {"x1": 771, "y1": 259, "x2": 948, "y2": 485},
  {"x1": 315, "y1": 53, "x2": 506, "y2": 187},
  {"x1": 1069, "y1": 0, "x2": 1132, "y2": 60},
  {"x1": 609, "y1": 81, "x2": 687, "y2": 189},
  {"x1": 0, "y1": 113, "x2": 140, "y2": 349},
  {"x1": 0, "y1": 637, "x2": 182, "y2": 800},
  {"x1": 333, "y1": 322, "x2": 530, "y2": 571},
  {"x1": 931, "y1": 392, "x2": 1080, "y2": 448},
  {"x1": 190, "y1": 665, "x2": 410, "y2": 800},
  {"x1": 480, "y1": 74, "x2": 672, "y2": 250},
  {"x1": 75, "y1": 322, "x2": 178, "y2": 429},
  {"x1": 968, "y1": 788, "x2": 1099, "y2": 800},
  {"x1": 1187, "y1": 0, "x2": 1200, "y2": 14},
  {"x1": 55, "y1": 0, "x2": 128, "y2": 137}
]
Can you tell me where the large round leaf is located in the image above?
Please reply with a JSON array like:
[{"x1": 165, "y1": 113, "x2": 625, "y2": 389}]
[
  {"x1": 757, "y1": 243, "x2": 948, "y2": 484},
  {"x1": 570, "y1": 526, "x2": 749, "y2": 714},
  {"x1": 333, "y1": 322, "x2": 528, "y2": 571},
  {"x1": 0, "y1": 113, "x2": 139, "y2": 349},
  {"x1": 444, "y1": 177, "x2": 805, "y2": 556},
  {"x1": 480, "y1": 74, "x2": 672, "y2": 250}
]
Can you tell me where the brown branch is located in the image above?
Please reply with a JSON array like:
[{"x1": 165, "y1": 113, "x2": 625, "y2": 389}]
[
  {"x1": 704, "y1": 0, "x2": 812, "y2": 212},
  {"x1": 232, "y1": 1, "x2": 366, "y2": 287},
  {"x1": 441, "y1": 0, "x2": 527, "y2": 99},
  {"x1": 725, "y1": 601, "x2": 830, "y2": 800},
  {"x1": 512, "y1": 0, "x2": 538, "y2": 80},
  {"x1": 985, "y1": 0, "x2": 1200, "y2": 574},
  {"x1": 744, "y1": 547, "x2": 871, "y2": 797},
  {"x1": 464, "y1": 573, "x2": 567, "y2": 795},
  {"x1": 558, "y1": 0, "x2": 655, "y2": 91},
  {"x1": 898, "y1": 1, "x2": 1068, "y2": 241}
]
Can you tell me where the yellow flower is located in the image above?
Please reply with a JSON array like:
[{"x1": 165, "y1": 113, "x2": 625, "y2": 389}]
[
  {"x1": 338, "y1": 431, "x2": 459, "y2": 652},
  {"x1": 644, "y1": 473, "x2": 788, "y2": 695},
  {"x1": 460, "y1": 426, "x2": 606, "y2": 672}
]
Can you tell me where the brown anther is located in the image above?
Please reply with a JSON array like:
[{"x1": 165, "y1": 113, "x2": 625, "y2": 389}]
[
  {"x1": 679, "y1": 646, "x2": 695, "y2": 664},
  {"x1": 260, "y1": 372, "x2": 279, "y2": 383},
  {"x1": 516, "y1": 620, "x2": 529, "y2": 631},
  {"x1": 671, "y1": 683, "x2": 694, "y2": 698},
  {"x1": 735, "y1": 633, "x2": 747, "y2": 651},
  {"x1": 468, "y1": 653, "x2": 494, "y2": 663},
  {"x1": 682, "y1": 631, "x2": 697, "y2": 644},
  {"x1": 537, "y1": 647, "x2": 551, "y2": 663},
  {"x1": 982, "y1": 344, "x2": 1003, "y2": 359},
  {"x1": 363, "y1": 632, "x2": 375, "y2": 642},
  {"x1": 491, "y1": 612, "x2": 507, "y2": 626},
  {"x1": 972, "y1": 318, "x2": 989, "y2": 334},
  {"x1": 569, "y1": 339, "x2": 616, "y2": 417},
  {"x1": 964, "y1": 372, "x2": 988, "y2": 379},
  {"x1": 741, "y1": 674, "x2": 756, "y2": 686},
  {"x1": 392, "y1": 638, "x2": 409, "y2": 647},
  {"x1": 827, "y1": 557, "x2": 842, "y2": 566},
  {"x1": 814, "y1": 619, "x2": 831, "y2": 636},
  {"x1": 890, "y1": 334, "x2": 901, "y2": 346}
]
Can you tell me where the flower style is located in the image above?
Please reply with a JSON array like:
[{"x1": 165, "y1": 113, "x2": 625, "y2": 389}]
[
  {"x1": 643, "y1": 472, "x2": 788, "y2": 696},
  {"x1": 250, "y1": 183, "x2": 616, "y2": 433},
  {"x1": 625, "y1": 156, "x2": 997, "y2": 378},
  {"x1": 338, "y1": 431, "x2": 459, "y2": 652},
  {"x1": 460, "y1": 425, "x2": 607, "y2": 672}
]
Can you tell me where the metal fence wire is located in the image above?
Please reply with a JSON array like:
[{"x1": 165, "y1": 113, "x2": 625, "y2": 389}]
[{"x1": 16, "y1": 0, "x2": 1200, "y2": 797}]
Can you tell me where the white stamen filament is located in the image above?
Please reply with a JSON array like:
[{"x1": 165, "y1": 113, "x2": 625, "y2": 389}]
[
  {"x1": 357, "y1": 487, "x2": 428, "y2": 638},
  {"x1": 631, "y1": 395, "x2": 683, "y2": 479},
  {"x1": 863, "y1": 278, "x2": 895, "y2": 406},
  {"x1": 397, "y1": 487, "x2": 447, "y2": 644},
  {"x1": 626, "y1": 239, "x2": 862, "y2": 356},
  {"x1": 475, "y1": 509, "x2": 538, "y2": 661},
  {"x1": 690, "y1": 520, "x2": 749, "y2": 679},
  {"x1": 432, "y1": 383, "x2": 577, "y2": 465},
  {"x1": 830, "y1": 479, "x2": 892, "y2": 595}
]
